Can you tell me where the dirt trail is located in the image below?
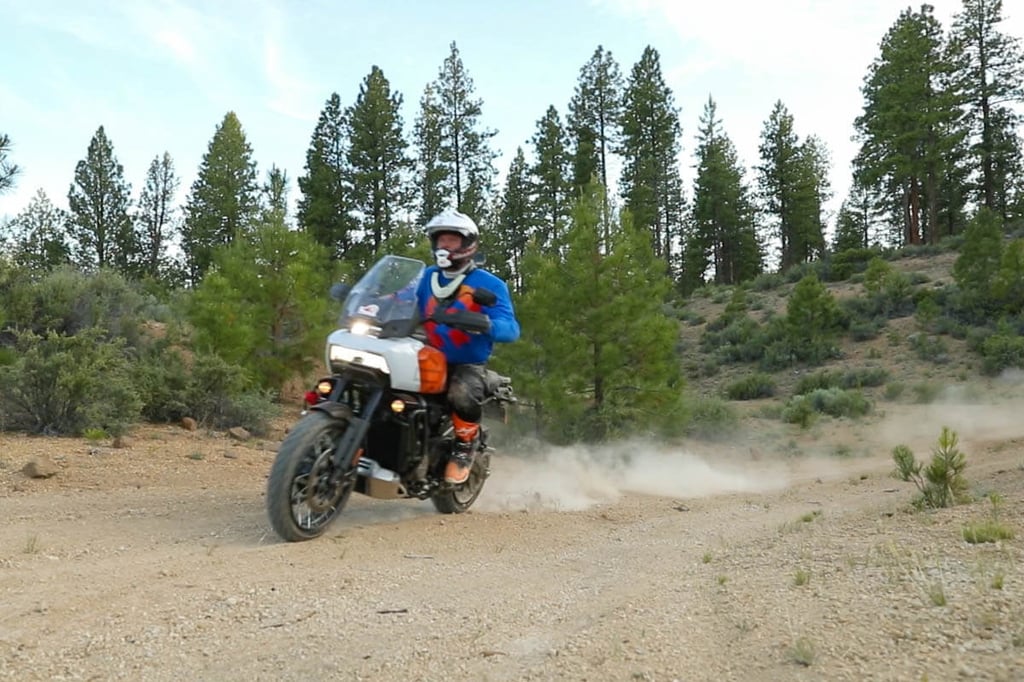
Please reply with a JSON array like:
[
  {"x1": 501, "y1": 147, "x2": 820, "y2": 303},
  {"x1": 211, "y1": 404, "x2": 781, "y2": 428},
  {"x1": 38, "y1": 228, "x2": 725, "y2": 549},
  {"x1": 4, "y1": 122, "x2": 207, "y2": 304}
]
[{"x1": 1, "y1": 398, "x2": 1023, "y2": 681}]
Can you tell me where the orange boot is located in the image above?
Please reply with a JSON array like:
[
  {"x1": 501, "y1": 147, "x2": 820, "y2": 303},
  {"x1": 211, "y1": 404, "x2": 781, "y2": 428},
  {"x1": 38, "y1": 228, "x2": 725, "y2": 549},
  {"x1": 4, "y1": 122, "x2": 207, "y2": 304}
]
[{"x1": 445, "y1": 415, "x2": 479, "y2": 484}]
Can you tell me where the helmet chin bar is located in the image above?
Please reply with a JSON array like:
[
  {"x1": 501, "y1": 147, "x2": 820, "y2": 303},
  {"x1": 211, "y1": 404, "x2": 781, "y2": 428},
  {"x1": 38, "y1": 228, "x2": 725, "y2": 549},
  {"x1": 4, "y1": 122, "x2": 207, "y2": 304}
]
[{"x1": 434, "y1": 249, "x2": 453, "y2": 269}]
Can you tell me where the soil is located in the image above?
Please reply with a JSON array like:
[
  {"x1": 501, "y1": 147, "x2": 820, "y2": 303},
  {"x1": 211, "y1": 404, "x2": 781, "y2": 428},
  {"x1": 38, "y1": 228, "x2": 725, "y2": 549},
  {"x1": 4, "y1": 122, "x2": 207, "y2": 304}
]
[{"x1": 1, "y1": 382, "x2": 1023, "y2": 681}]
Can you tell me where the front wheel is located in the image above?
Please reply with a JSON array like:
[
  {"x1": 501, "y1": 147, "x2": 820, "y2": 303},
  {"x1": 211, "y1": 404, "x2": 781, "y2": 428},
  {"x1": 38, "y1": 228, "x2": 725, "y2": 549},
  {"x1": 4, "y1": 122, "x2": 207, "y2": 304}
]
[
  {"x1": 266, "y1": 411, "x2": 354, "y2": 541},
  {"x1": 431, "y1": 453, "x2": 490, "y2": 514}
]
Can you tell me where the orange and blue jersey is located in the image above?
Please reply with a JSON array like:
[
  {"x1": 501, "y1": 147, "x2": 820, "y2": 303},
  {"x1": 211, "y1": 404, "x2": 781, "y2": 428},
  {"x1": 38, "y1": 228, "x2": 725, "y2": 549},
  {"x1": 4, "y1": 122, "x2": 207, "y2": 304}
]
[{"x1": 417, "y1": 267, "x2": 520, "y2": 364}]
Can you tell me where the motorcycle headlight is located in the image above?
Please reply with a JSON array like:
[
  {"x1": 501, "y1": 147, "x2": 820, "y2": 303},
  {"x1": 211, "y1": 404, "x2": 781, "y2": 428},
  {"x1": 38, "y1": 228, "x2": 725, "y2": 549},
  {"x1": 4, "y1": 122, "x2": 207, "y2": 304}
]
[
  {"x1": 328, "y1": 345, "x2": 390, "y2": 373},
  {"x1": 350, "y1": 319, "x2": 372, "y2": 336}
]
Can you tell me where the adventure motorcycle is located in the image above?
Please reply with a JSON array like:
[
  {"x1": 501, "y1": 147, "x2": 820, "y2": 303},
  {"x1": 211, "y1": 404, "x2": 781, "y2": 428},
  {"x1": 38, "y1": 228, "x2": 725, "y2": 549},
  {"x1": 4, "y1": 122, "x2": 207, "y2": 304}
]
[{"x1": 266, "y1": 255, "x2": 516, "y2": 542}]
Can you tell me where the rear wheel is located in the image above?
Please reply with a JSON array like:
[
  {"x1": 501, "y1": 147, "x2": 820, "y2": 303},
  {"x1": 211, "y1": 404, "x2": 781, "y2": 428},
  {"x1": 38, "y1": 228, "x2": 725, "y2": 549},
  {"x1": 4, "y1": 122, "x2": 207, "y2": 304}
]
[
  {"x1": 431, "y1": 452, "x2": 490, "y2": 514},
  {"x1": 266, "y1": 411, "x2": 354, "y2": 541}
]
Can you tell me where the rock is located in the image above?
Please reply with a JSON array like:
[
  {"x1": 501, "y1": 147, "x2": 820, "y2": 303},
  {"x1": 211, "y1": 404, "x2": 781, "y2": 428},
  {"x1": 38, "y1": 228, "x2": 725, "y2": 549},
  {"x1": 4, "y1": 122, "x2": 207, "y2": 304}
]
[
  {"x1": 228, "y1": 427, "x2": 251, "y2": 442},
  {"x1": 181, "y1": 417, "x2": 198, "y2": 432},
  {"x1": 22, "y1": 456, "x2": 59, "y2": 479}
]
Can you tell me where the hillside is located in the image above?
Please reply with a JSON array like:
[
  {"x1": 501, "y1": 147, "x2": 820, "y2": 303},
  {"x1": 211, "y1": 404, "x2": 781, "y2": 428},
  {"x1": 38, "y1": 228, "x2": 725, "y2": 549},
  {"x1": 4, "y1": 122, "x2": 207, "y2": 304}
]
[{"x1": 1, "y1": 248, "x2": 1023, "y2": 680}]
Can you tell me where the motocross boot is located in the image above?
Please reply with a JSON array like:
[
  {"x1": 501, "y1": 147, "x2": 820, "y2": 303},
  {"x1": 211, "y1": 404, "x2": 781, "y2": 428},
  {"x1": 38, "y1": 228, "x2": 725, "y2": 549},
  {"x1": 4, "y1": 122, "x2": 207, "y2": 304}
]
[{"x1": 444, "y1": 439, "x2": 476, "y2": 485}]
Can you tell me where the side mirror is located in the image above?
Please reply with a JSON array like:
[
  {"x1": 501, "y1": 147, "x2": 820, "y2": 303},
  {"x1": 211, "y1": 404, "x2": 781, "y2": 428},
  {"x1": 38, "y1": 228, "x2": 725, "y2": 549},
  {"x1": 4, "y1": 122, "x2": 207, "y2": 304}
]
[
  {"x1": 472, "y1": 287, "x2": 497, "y2": 307},
  {"x1": 329, "y1": 283, "x2": 351, "y2": 302}
]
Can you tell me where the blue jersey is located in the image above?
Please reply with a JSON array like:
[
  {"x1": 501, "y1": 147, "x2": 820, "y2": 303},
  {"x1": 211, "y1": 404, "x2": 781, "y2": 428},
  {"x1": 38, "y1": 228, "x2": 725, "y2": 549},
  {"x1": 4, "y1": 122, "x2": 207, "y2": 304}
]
[{"x1": 417, "y1": 266, "x2": 520, "y2": 364}]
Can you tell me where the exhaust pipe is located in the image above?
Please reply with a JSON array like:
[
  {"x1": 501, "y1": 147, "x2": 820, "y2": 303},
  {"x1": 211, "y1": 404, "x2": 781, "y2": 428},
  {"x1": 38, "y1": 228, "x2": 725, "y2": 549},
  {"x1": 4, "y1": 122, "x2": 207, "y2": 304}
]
[{"x1": 357, "y1": 458, "x2": 408, "y2": 499}]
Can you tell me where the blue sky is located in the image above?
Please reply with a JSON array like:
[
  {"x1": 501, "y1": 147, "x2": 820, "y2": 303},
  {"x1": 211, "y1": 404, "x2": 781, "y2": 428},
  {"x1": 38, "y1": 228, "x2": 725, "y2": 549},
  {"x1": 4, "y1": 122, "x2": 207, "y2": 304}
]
[{"x1": 2, "y1": 0, "x2": 1022, "y2": 224}]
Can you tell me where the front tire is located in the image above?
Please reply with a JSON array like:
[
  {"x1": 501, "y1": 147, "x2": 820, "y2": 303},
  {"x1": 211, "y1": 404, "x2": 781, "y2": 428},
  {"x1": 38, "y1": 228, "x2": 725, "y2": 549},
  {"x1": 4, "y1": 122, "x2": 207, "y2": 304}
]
[
  {"x1": 431, "y1": 452, "x2": 489, "y2": 514},
  {"x1": 266, "y1": 411, "x2": 354, "y2": 542}
]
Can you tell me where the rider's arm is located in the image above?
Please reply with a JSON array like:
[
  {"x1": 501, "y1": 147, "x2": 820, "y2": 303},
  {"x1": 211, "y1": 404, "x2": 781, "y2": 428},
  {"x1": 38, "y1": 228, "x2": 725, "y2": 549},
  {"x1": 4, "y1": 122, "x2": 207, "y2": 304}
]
[{"x1": 484, "y1": 277, "x2": 520, "y2": 344}]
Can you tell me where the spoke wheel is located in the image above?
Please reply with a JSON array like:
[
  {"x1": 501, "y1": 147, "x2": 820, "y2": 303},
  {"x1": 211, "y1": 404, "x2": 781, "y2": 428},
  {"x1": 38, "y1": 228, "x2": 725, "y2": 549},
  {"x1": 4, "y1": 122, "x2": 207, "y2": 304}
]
[
  {"x1": 431, "y1": 453, "x2": 489, "y2": 514},
  {"x1": 266, "y1": 412, "x2": 353, "y2": 541}
]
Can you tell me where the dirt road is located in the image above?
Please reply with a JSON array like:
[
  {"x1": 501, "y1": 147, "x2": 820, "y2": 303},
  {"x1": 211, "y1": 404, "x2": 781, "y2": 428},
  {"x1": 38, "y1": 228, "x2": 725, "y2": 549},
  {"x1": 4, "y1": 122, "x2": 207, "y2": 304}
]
[{"x1": 1, "y1": 397, "x2": 1022, "y2": 681}]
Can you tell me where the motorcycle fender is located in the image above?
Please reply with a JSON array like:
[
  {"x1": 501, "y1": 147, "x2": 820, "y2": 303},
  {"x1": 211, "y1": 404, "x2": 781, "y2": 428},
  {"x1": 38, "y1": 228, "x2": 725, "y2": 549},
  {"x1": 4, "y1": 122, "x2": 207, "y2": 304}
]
[{"x1": 309, "y1": 401, "x2": 353, "y2": 421}]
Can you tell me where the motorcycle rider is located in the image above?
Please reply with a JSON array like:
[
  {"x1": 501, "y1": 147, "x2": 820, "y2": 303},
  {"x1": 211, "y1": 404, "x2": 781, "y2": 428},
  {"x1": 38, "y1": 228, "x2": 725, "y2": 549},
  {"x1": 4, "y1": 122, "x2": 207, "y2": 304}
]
[{"x1": 416, "y1": 209, "x2": 520, "y2": 485}]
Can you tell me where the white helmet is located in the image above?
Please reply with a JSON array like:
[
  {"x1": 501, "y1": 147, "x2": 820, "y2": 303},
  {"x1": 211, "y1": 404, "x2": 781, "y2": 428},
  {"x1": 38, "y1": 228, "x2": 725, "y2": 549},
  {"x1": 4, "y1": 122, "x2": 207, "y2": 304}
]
[{"x1": 425, "y1": 209, "x2": 480, "y2": 271}]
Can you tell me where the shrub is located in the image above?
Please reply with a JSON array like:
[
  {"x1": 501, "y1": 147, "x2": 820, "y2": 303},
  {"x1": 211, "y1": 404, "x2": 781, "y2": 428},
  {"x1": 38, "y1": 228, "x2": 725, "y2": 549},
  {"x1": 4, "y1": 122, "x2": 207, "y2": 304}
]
[
  {"x1": 135, "y1": 346, "x2": 277, "y2": 435},
  {"x1": 0, "y1": 328, "x2": 142, "y2": 436},
  {"x1": 840, "y1": 367, "x2": 890, "y2": 388},
  {"x1": 979, "y1": 331, "x2": 1024, "y2": 376},
  {"x1": 685, "y1": 397, "x2": 738, "y2": 440},
  {"x1": 794, "y1": 371, "x2": 839, "y2": 395},
  {"x1": 784, "y1": 388, "x2": 871, "y2": 424},
  {"x1": 891, "y1": 426, "x2": 970, "y2": 509},
  {"x1": 751, "y1": 271, "x2": 785, "y2": 291},
  {"x1": 781, "y1": 397, "x2": 816, "y2": 428},
  {"x1": 912, "y1": 382, "x2": 942, "y2": 404},
  {"x1": 725, "y1": 373, "x2": 776, "y2": 400},
  {"x1": 910, "y1": 333, "x2": 950, "y2": 364}
]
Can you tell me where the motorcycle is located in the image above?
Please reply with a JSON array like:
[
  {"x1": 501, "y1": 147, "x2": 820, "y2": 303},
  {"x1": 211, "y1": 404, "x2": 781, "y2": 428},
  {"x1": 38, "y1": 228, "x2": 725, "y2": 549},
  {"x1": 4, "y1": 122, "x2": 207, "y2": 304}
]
[{"x1": 266, "y1": 255, "x2": 516, "y2": 542}]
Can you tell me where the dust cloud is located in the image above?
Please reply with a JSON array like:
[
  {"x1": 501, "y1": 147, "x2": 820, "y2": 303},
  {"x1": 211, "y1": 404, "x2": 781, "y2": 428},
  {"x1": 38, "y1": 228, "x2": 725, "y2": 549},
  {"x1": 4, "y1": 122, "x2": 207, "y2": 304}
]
[
  {"x1": 871, "y1": 378, "x2": 1024, "y2": 452},
  {"x1": 476, "y1": 440, "x2": 790, "y2": 513}
]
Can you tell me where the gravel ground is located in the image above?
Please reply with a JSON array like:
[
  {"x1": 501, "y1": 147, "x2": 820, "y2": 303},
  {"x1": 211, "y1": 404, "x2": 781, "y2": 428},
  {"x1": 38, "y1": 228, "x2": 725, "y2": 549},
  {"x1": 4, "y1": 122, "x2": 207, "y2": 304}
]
[{"x1": 1, "y1": 398, "x2": 1022, "y2": 681}]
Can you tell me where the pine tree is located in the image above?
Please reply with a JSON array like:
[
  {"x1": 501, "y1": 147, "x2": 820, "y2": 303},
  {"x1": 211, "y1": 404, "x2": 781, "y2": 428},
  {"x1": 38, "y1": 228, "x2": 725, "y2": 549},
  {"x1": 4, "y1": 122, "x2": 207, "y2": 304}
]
[
  {"x1": 854, "y1": 6, "x2": 965, "y2": 246},
  {"x1": 6, "y1": 189, "x2": 71, "y2": 272},
  {"x1": 297, "y1": 94, "x2": 358, "y2": 262},
  {"x1": 689, "y1": 97, "x2": 762, "y2": 288},
  {"x1": 568, "y1": 46, "x2": 623, "y2": 193},
  {"x1": 491, "y1": 147, "x2": 532, "y2": 292},
  {"x1": 261, "y1": 165, "x2": 289, "y2": 223},
  {"x1": 136, "y1": 152, "x2": 180, "y2": 282},
  {"x1": 950, "y1": 0, "x2": 1024, "y2": 216},
  {"x1": 619, "y1": 46, "x2": 686, "y2": 278},
  {"x1": 67, "y1": 126, "x2": 134, "y2": 272},
  {"x1": 529, "y1": 106, "x2": 572, "y2": 250},
  {"x1": 182, "y1": 112, "x2": 260, "y2": 285},
  {"x1": 756, "y1": 102, "x2": 829, "y2": 268},
  {"x1": 0, "y1": 133, "x2": 20, "y2": 195},
  {"x1": 499, "y1": 186, "x2": 684, "y2": 442},
  {"x1": 346, "y1": 66, "x2": 412, "y2": 259},
  {"x1": 425, "y1": 41, "x2": 498, "y2": 221},
  {"x1": 413, "y1": 83, "x2": 450, "y2": 224},
  {"x1": 187, "y1": 213, "x2": 334, "y2": 390}
]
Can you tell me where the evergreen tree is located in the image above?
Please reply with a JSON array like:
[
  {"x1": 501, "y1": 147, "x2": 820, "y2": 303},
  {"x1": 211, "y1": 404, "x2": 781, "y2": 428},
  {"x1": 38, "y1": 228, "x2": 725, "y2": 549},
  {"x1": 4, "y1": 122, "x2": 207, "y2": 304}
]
[
  {"x1": 568, "y1": 45, "x2": 623, "y2": 192},
  {"x1": 136, "y1": 152, "x2": 180, "y2": 282},
  {"x1": 953, "y1": 206, "x2": 1004, "y2": 313},
  {"x1": 297, "y1": 94, "x2": 358, "y2": 262},
  {"x1": 426, "y1": 41, "x2": 498, "y2": 221},
  {"x1": 491, "y1": 147, "x2": 532, "y2": 292},
  {"x1": 6, "y1": 189, "x2": 71, "y2": 272},
  {"x1": 833, "y1": 176, "x2": 885, "y2": 252},
  {"x1": 261, "y1": 164, "x2": 289, "y2": 223},
  {"x1": 949, "y1": 0, "x2": 1024, "y2": 216},
  {"x1": 988, "y1": 108, "x2": 1024, "y2": 224},
  {"x1": 529, "y1": 105, "x2": 572, "y2": 250},
  {"x1": 499, "y1": 186, "x2": 684, "y2": 442},
  {"x1": 854, "y1": 6, "x2": 965, "y2": 246},
  {"x1": 757, "y1": 102, "x2": 829, "y2": 269},
  {"x1": 186, "y1": 213, "x2": 334, "y2": 390},
  {"x1": 688, "y1": 97, "x2": 762, "y2": 289},
  {"x1": 182, "y1": 112, "x2": 260, "y2": 285},
  {"x1": 619, "y1": 45, "x2": 686, "y2": 277},
  {"x1": 67, "y1": 126, "x2": 134, "y2": 273},
  {"x1": 0, "y1": 133, "x2": 20, "y2": 195},
  {"x1": 346, "y1": 65, "x2": 412, "y2": 258},
  {"x1": 413, "y1": 83, "x2": 450, "y2": 224}
]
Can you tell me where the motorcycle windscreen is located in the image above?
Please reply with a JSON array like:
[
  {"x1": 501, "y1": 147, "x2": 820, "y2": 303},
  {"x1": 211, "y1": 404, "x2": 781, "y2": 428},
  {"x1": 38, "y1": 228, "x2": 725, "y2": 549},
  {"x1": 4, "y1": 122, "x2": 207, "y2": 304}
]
[{"x1": 341, "y1": 255, "x2": 425, "y2": 327}]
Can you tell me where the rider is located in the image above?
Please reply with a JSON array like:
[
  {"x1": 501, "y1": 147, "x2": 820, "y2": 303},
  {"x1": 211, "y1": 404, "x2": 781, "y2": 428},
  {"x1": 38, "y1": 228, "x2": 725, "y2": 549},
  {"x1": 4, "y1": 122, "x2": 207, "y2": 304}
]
[{"x1": 416, "y1": 209, "x2": 520, "y2": 485}]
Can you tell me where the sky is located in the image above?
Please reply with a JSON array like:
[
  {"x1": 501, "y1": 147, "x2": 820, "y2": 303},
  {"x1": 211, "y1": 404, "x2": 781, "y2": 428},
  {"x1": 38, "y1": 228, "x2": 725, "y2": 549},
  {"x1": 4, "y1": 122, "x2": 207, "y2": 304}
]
[{"x1": 2, "y1": 0, "x2": 1023, "y2": 226}]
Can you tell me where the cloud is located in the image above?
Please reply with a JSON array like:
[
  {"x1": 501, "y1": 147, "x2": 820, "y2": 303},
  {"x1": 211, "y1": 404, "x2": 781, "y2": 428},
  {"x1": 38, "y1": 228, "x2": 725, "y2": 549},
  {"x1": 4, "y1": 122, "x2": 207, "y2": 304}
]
[
  {"x1": 154, "y1": 28, "x2": 198, "y2": 65},
  {"x1": 260, "y1": 9, "x2": 319, "y2": 124}
]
